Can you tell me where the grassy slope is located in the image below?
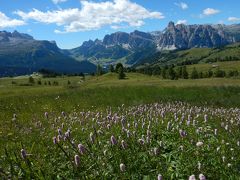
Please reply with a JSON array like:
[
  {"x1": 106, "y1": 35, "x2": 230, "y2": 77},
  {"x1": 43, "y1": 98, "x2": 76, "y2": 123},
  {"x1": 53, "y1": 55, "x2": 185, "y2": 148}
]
[
  {"x1": 144, "y1": 43, "x2": 240, "y2": 67},
  {"x1": 1, "y1": 73, "x2": 240, "y2": 120},
  {"x1": 185, "y1": 61, "x2": 240, "y2": 73},
  {"x1": 1, "y1": 73, "x2": 240, "y2": 178}
]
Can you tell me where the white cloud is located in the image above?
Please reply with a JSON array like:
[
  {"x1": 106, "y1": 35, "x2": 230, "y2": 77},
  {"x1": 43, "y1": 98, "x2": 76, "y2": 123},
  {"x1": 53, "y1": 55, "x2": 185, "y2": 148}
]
[
  {"x1": 111, "y1": 25, "x2": 125, "y2": 30},
  {"x1": 0, "y1": 11, "x2": 25, "y2": 28},
  {"x1": 176, "y1": 19, "x2": 187, "y2": 25},
  {"x1": 175, "y1": 2, "x2": 188, "y2": 10},
  {"x1": 202, "y1": 8, "x2": 220, "y2": 16},
  {"x1": 15, "y1": 0, "x2": 164, "y2": 33},
  {"x1": 52, "y1": 0, "x2": 67, "y2": 4},
  {"x1": 228, "y1": 17, "x2": 240, "y2": 22}
]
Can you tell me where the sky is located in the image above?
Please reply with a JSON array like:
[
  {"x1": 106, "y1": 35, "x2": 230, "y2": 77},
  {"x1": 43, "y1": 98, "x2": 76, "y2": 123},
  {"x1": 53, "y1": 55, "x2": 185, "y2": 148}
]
[{"x1": 0, "y1": 0, "x2": 240, "y2": 49}]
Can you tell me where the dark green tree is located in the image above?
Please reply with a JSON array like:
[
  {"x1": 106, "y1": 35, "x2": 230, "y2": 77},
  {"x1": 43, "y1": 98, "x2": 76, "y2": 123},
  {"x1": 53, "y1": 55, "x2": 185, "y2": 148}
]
[
  {"x1": 37, "y1": 80, "x2": 42, "y2": 85},
  {"x1": 118, "y1": 66, "x2": 126, "y2": 79},
  {"x1": 207, "y1": 70, "x2": 213, "y2": 78},
  {"x1": 214, "y1": 68, "x2": 226, "y2": 77},
  {"x1": 109, "y1": 64, "x2": 114, "y2": 73},
  {"x1": 96, "y1": 64, "x2": 103, "y2": 76},
  {"x1": 176, "y1": 66, "x2": 183, "y2": 78},
  {"x1": 182, "y1": 66, "x2": 189, "y2": 79},
  {"x1": 152, "y1": 66, "x2": 161, "y2": 75},
  {"x1": 29, "y1": 76, "x2": 35, "y2": 84},
  {"x1": 115, "y1": 63, "x2": 124, "y2": 73},
  {"x1": 191, "y1": 67, "x2": 199, "y2": 79},
  {"x1": 168, "y1": 66, "x2": 176, "y2": 80},
  {"x1": 162, "y1": 66, "x2": 168, "y2": 79}
]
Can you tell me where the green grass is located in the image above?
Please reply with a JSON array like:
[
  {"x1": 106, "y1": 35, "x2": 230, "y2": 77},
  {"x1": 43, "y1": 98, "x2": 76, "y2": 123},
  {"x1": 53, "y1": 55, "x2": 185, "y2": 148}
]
[
  {"x1": 1, "y1": 73, "x2": 240, "y2": 178},
  {"x1": 185, "y1": 61, "x2": 240, "y2": 73}
]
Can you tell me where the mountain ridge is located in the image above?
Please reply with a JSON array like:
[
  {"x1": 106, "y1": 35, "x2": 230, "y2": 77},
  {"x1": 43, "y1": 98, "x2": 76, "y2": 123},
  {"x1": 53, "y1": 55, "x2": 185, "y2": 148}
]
[
  {"x1": 69, "y1": 22, "x2": 240, "y2": 66},
  {"x1": 0, "y1": 30, "x2": 96, "y2": 77},
  {"x1": 1, "y1": 22, "x2": 240, "y2": 77}
]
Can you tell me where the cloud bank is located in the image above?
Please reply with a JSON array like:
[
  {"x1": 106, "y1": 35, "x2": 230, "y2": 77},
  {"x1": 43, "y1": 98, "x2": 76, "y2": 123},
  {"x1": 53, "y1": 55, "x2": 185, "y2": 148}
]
[
  {"x1": 202, "y1": 8, "x2": 220, "y2": 16},
  {"x1": 15, "y1": 0, "x2": 164, "y2": 33},
  {"x1": 175, "y1": 2, "x2": 188, "y2": 10},
  {"x1": 176, "y1": 19, "x2": 187, "y2": 25},
  {"x1": 228, "y1": 17, "x2": 240, "y2": 22},
  {"x1": 0, "y1": 12, "x2": 25, "y2": 28}
]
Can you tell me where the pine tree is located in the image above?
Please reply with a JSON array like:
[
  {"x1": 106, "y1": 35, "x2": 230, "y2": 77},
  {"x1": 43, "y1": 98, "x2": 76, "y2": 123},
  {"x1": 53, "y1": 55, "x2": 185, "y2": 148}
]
[
  {"x1": 182, "y1": 66, "x2": 189, "y2": 79},
  {"x1": 115, "y1": 63, "x2": 124, "y2": 73},
  {"x1": 177, "y1": 67, "x2": 183, "y2": 78},
  {"x1": 168, "y1": 66, "x2": 176, "y2": 80},
  {"x1": 29, "y1": 76, "x2": 35, "y2": 84},
  {"x1": 96, "y1": 64, "x2": 103, "y2": 76},
  {"x1": 118, "y1": 66, "x2": 126, "y2": 79},
  {"x1": 109, "y1": 64, "x2": 114, "y2": 72},
  {"x1": 191, "y1": 67, "x2": 199, "y2": 79},
  {"x1": 162, "y1": 66, "x2": 167, "y2": 79}
]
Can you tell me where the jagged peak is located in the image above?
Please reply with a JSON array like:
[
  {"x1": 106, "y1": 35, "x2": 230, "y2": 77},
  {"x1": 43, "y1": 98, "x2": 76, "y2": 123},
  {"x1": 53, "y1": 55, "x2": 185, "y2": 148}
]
[{"x1": 168, "y1": 21, "x2": 175, "y2": 28}]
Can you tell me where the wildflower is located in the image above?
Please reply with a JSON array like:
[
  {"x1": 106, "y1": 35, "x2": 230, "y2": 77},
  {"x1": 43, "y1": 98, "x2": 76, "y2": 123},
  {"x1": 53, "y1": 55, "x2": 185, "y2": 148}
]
[
  {"x1": 222, "y1": 156, "x2": 226, "y2": 162},
  {"x1": 196, "y1": 142, "x2": 203, "y2": 147},
  {"x1": 159, "y1": 141, "x2": 163, "y2": 147},
  {"x1": 13, "y1": 113, "x2": 17, "y2": 118},
  {"x1": 111, "y1": 135, "x2": 117, "y2": 145},
  {"x1": 198, "y1": 162, "x2": 201, "y2": 171},
  {"x1": 157, "y1": 174, "x2": 163, "y2": 180},
  {"x1": 199, "y1": 174, "x2": 206, "y2": 180},
  {"x1": 74, "y1": 155, "x2": 80, "y2": 166},
  {"x1": 146, "y1": 136, "x2": 150, "y2": 144},
  {"x1": 188, "y1": 175, "x2": 196, "y2": 180},
  {"x1": 147, "y1": 129, "x2": 151, "y2": 137},
  {"x1": 57, "y1": 128, "x2": 62, "y2": 136},
  {"x1": 121, "y1": 140, "x2": 127, "y2": 149},
  {"x1": 90, "y1": 132, "x2": 94, "y2": 143},
  {"x1": 21, "y1": 149, "x2": 27, "y2": 160},
  {"x1": 167, "y1": 122, "x2": 171, "y2": 130},
  {"x1": 120, "y1": 163, "x2": 126, "y2": 172},
  {"x1": 44, "y1": 112, "x2": 48, "y2": 118},
  {"x1": 179, "y1": 129, "x2": 186, "y2": 138},
  {"x1": 78, "y1": 144, "x2": 86, "y2": 155},
  {"x1": 57, "y1": 135, "x2": 61, "y2": 142},
  {"x1": 61, "y1": 111, "x2": 66, "y2": 117},
  {"x1": 138, "y1": 138, "x2": 144, "y2": 145},
  {"x1": 97, "y1": 129, "x2": 103, "y2": 135},
  {"x1": 153, "y1": 147, "x2": 159, "y2": 155},
  {"x1": 53, "y1": 137, "x2": 57, "y2": 144},
  {"x1": 204, "y1": 114, "x2": 208, "y2": 122},
  {"x1": 65, "y1": 129, "x2": 71, "y2": 138},
  {"x1": 127, "y1": 130, "x2": 131, "y2": 138}
]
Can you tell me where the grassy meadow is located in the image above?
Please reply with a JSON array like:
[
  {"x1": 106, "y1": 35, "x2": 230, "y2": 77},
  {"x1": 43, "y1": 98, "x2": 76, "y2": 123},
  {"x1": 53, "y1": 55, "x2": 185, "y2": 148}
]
[
  {"x1": 186, "y1": 61, "x2": 240, "y2": 73},
  {"x1": 0, "y1": 73, "x2": 240, "y2": 179}
]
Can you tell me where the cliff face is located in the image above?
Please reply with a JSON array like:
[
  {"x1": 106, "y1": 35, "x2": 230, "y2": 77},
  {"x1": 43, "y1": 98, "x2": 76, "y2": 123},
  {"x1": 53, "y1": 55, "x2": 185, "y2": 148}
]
[
  {"x1": 157, "y1": 22, "x2": 232, "y2": 50},
  {"x1": 70, "y1": 22, "x2": 240, "y2": 65}
]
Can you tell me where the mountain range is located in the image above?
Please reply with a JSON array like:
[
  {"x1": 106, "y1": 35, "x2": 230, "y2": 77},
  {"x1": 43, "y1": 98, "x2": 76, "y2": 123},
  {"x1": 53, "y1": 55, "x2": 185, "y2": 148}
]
[
  {"x1": 0, "y1": 31, "x2": 96, "y2": 77},
  {"x1": 1, "y1": 22, "x2": 240, "y2": 76},
  {"x1": 69, "y1": 22, "x2": 240, "y2": 66}
]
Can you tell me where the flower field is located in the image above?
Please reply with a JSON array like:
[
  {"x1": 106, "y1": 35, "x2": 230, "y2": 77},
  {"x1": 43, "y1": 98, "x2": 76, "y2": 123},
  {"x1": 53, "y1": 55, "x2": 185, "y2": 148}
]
[{"x1": 2, "y1": 102, "x2": 240, "y2": 179}]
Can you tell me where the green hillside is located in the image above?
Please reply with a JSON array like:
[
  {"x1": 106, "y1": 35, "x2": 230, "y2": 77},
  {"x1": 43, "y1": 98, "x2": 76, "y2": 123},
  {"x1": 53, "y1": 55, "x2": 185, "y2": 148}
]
[{"x1": 138, "y1": 43, "x2": 240, "y2": 67}]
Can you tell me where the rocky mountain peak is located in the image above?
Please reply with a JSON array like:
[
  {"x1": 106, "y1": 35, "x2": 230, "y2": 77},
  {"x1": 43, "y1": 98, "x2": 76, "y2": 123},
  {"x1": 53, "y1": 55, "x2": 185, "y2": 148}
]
[{"x1": 167, "y1": 21, "x2": 175, "y2": 29}]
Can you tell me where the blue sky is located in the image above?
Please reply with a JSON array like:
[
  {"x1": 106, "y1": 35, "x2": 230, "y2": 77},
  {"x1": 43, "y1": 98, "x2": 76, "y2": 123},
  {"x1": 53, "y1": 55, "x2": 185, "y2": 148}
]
[{"x1": 0, "y1": 0, "x2": 240, "y2": 49}]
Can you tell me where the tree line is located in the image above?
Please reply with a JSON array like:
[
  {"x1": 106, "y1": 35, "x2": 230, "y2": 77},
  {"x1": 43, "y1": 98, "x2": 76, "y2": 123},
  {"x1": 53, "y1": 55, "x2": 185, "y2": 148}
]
[{"x1": 136, "y1": 65, "x2": 240, "y2": 79}]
